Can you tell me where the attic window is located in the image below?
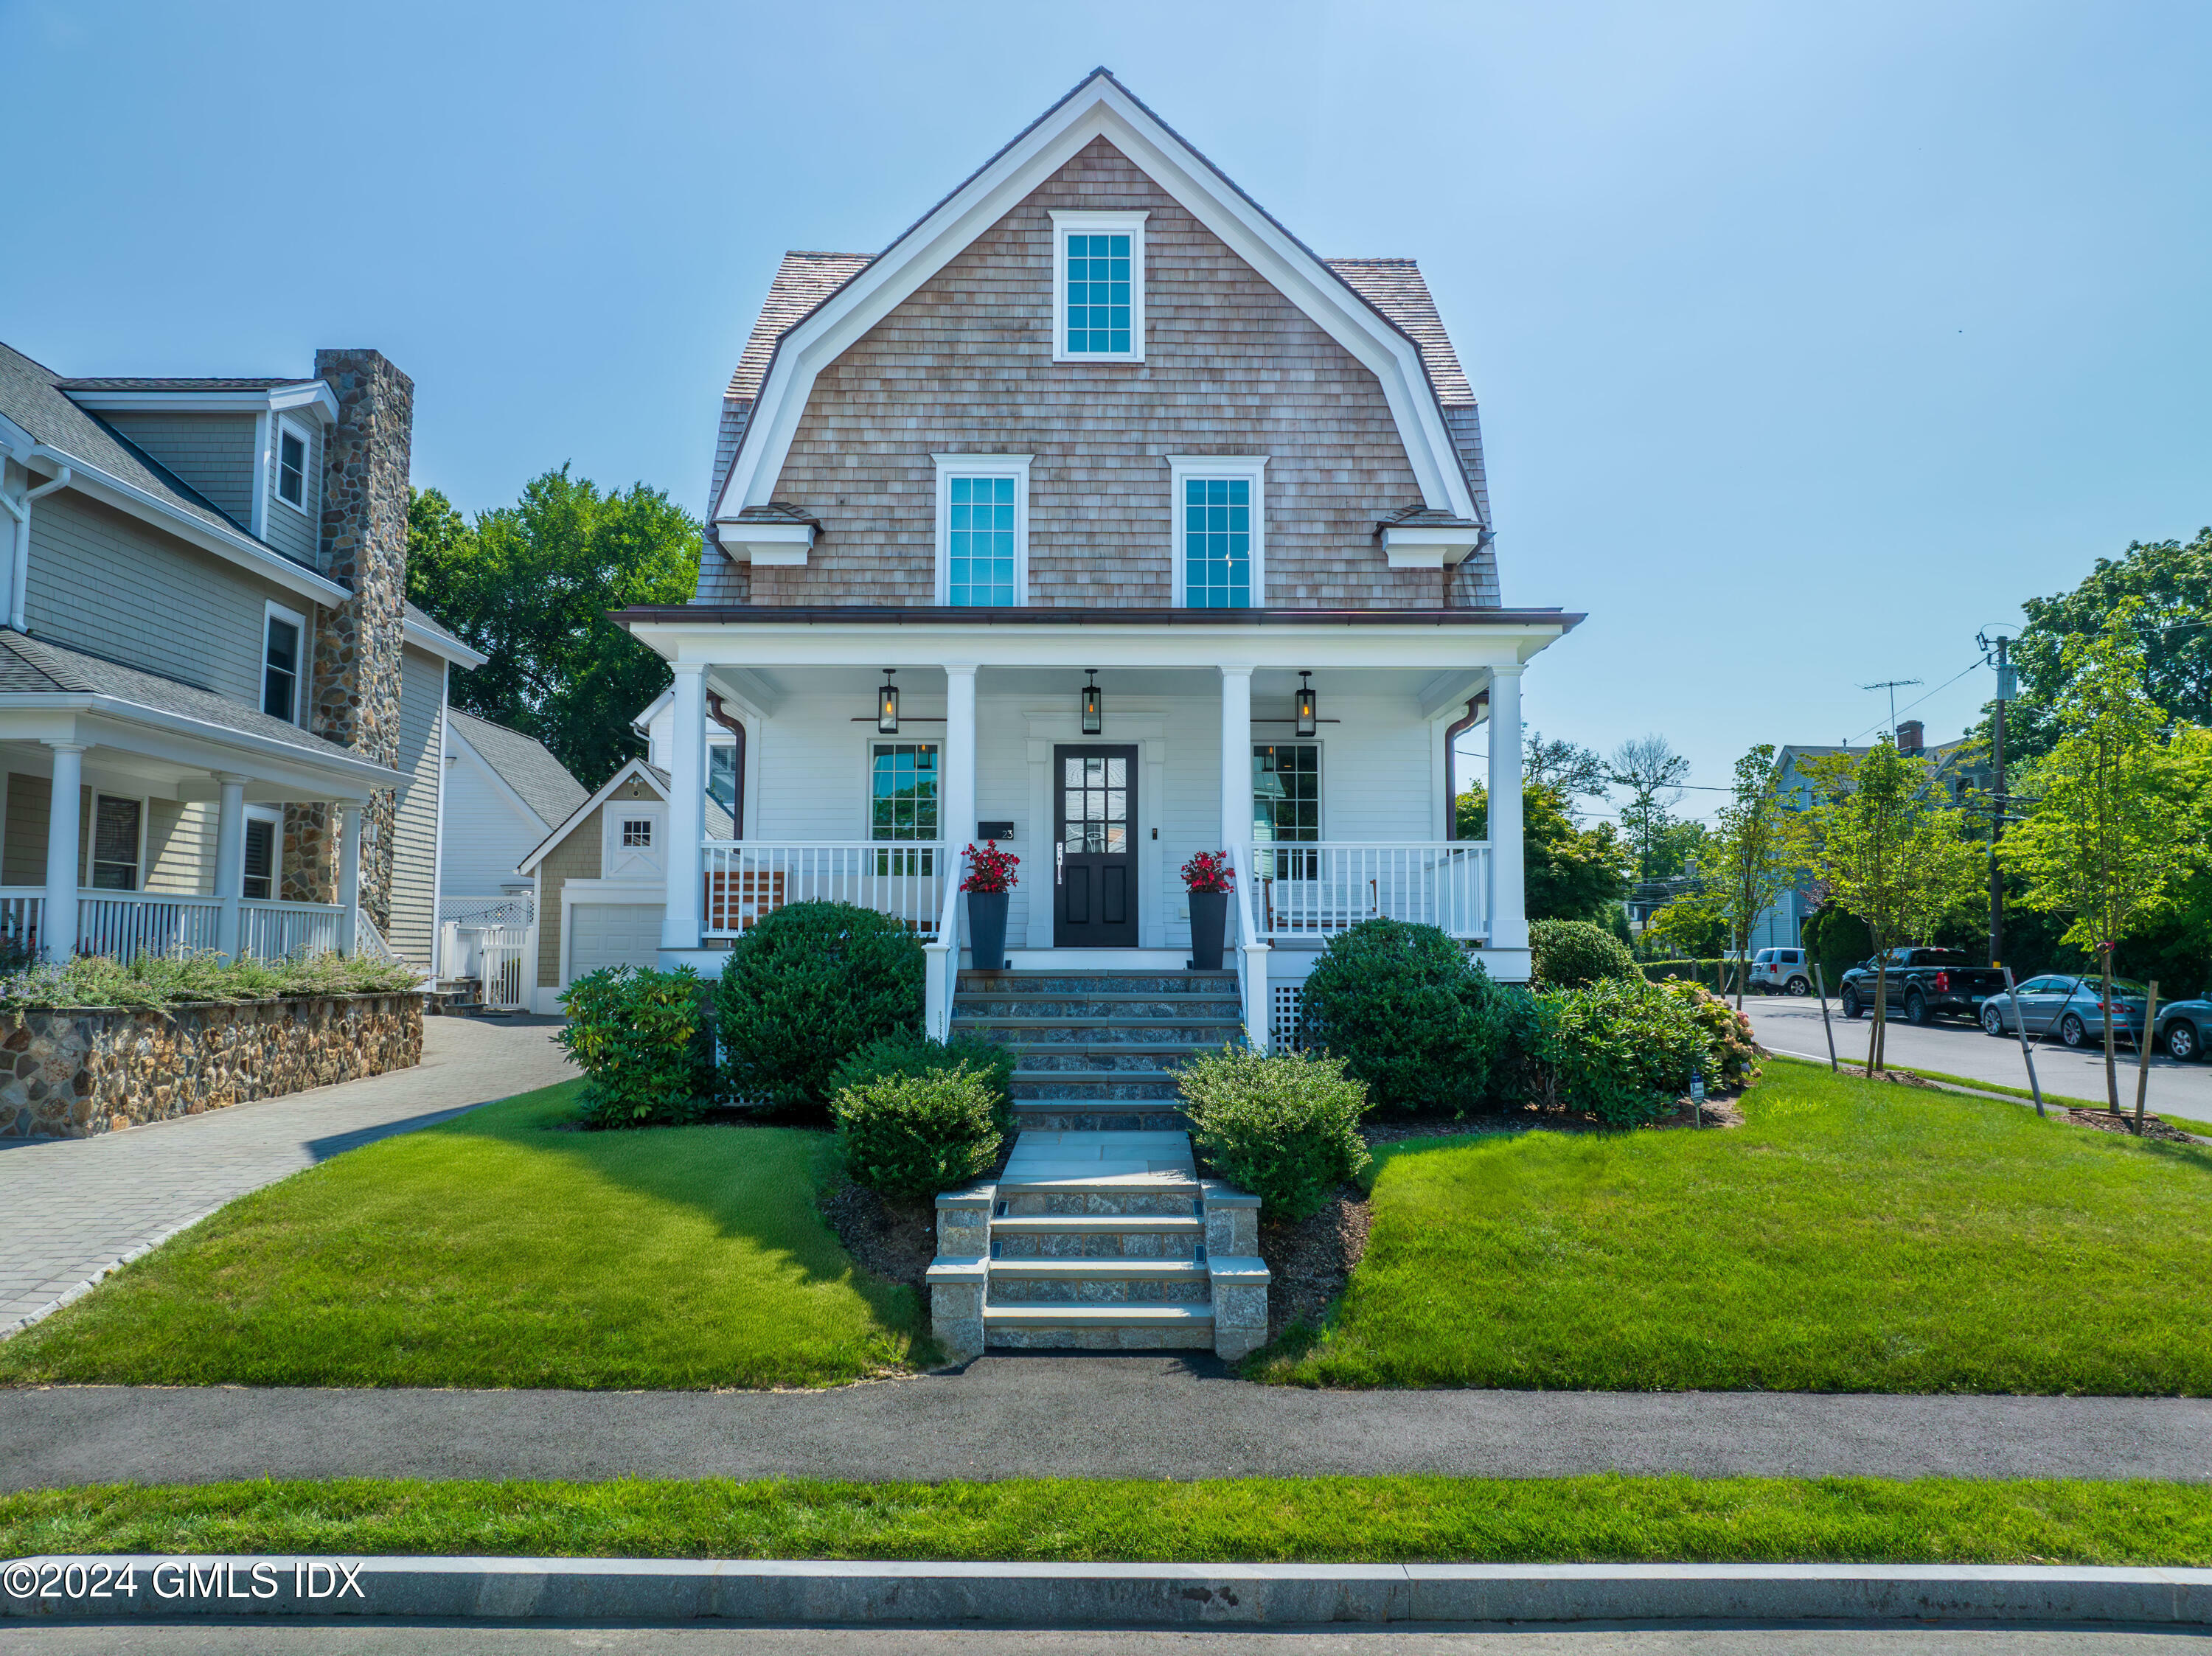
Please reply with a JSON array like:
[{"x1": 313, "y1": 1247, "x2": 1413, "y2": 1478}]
[
  {"x1": 1049, "y1": 211, "x2": 1147, "y2": 363},
  {"x1": 276, "y1": 420, "x2": 310, "y2": 512}
]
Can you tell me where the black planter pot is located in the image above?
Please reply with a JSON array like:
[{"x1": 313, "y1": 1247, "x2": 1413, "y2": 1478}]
[
  {"x1": 967, "y1": 890, "x2": 1011, "y2": 973},
  {"x1": 1188, "y1": 888, "x2": 1228, "y2": 972}
]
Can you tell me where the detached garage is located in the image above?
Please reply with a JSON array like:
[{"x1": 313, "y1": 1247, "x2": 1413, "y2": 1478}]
[{"x1": 517, "y1": 759, "x2": 731, "y2": 1014}]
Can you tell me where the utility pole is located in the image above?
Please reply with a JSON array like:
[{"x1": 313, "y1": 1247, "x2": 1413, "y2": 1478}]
[{"x1": 1978, "y1": 631, "x2": 2014, "y2": 966}]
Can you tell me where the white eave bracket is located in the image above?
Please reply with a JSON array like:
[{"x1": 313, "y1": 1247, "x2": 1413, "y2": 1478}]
[
  {"x1": 716, "y1": 519, "x2": 815, "y2": 568},
  {"x1": 1380, "y1": 522, "x2": 1484, "y2": 569}
]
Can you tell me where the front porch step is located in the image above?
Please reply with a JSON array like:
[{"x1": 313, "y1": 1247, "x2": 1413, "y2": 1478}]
[
  {"x1": 1010, "y1": 1071, "x2": 1186, "y2": 1099},
  {"x1": 982, "y1": 1301, "x2": 1217, "y2": 1351},
  {"x1": 1009, "y1": 1047, "x2": 1206, "y2": 1070},
  {"x1": 959, "y1": 971, "x2": 1237, "y2": 997},
  {"x1": 956, "y1": 998, "x2": 1243, "y2": 1021},
  {"x1": 990, "y1": 1258, "x2": 1210, "y2": 1281},
  {"x1": 1009, "y1": 1101, "x2": 1191, "y2": 1133},
  {"x1": 954, "y1": 1017, "x2": 1242, "y2": 1044}
]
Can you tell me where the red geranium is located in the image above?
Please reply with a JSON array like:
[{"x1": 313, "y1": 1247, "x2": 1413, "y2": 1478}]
[
  {"x1": 961, "y1": 841, "x2": 1020, "y2": 894},
  {"x1": 1181, "y1": 849, "x2": 1235, "y2": 894}
]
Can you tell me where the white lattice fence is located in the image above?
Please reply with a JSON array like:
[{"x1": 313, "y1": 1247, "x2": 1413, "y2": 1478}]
[{"x1": 1270, "y1": 983, "x2": 1306, "y2": 1052}]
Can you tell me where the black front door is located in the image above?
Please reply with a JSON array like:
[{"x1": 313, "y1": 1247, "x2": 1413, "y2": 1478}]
[{"x1": 1054, "y1": 745, "x2": 1138, "y2": 947}]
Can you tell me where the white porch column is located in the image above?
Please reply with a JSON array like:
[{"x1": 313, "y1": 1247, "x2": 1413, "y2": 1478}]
[
  {"x1": 41, "y1": 741, "x2": 83, "y2": 961},
  {"x1": 337, "y1": 803, "x2": 362, "y2": 955},
  {"x1": 942, "y1": 665, "x2": 978, "y2": 860},
  {"x1": 1218, "y1": 666, "x2": 1253, "y2": 850},
  {"x1": 214, "y1": 773, "x2": 248, "y2": 961},
  {"x1": 661, "y1": 662, "x2": 706, "y2": 953},
  {"x1": 1486, "y1": 662, "x2": 1528, "y2": 952}
]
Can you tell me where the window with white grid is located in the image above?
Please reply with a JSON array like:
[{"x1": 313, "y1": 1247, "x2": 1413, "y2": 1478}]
[
  {"x1": 933, "y1": 455, "x2": 1029, "y2": 606},
  {"x1": 1049, "y1": 211, "x2": 1147, "y2": 363},
  {"x1": 1168, "y1": 455, "x2": 1266, "y2": 608}
]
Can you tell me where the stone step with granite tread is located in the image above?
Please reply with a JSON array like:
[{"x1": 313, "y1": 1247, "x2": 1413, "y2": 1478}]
[{"x1": 1010, "y1": 1071, "x2": 1186, "y2": 1099}]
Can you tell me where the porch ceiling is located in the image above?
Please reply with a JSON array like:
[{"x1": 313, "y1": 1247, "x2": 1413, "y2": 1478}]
[{"x1": 712, "y1": 664, "x2": 1478, "y2": 702}]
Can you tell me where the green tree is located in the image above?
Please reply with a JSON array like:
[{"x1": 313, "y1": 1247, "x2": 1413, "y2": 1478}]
[
  {"x1": 407, "y1": 469, "x2": 701, "y2": 789},
  {"x1": 1457, "y1": 781, "x2": 1633, "y2": 925},
  {"x1": 1711, "y1": 744, "x2": 1807, "y2": 1009},
  {"x1": 1978, "y1": 528, "x2": 2212, "y2": 766},
  {"x1": 2000, "y1": 606, "x2": 2197, "y2": 1117},
  {"x1": 1607, "y1": 734, "x2": 1690, "y2": 883},
  {"x1": 1802, "y1": 741, "x2": 1980, "y2": 1074},
  {"x1": 1523, "y1": 730, "x2": 1609, "y2": 799},
  {"x1": 1646, "y1": 886, "x2": 1728, "y2": 962}
]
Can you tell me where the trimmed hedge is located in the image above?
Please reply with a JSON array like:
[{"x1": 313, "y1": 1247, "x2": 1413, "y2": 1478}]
[
  {"x1": 1638, "y1": 958, "x2": 1748, "y2": 992},
  {"x1": 832, "y1": 1029, "x2": 1015, "y2": 1135},
  {"x1": 1531, "y1": 919, "x2": 1639, "y2": 989},
  {"x1": 1297, "y1": 918, "x2": 1509, "y2": 1115},
  {"x1": 557, "y1": 964, "x2": 715, "y2": 1127},
  {"x1": 714, "y1": 902, "x2": 926, "y2": 1116},
  {"x1": 1179, "y1": 1045, "x2": 1371, "y2": 1221},
  {"x1": 832, "y1": 1067, "x2": 1005, "y2": 1199}
]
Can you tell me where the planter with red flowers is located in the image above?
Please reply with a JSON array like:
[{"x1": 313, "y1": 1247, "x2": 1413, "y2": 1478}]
[
  {"x1": 960, "y1": 841, "x2": 1020, "y2": 973},
  {"x1": 1181, "y1": 849, "x2": 1235, "y2": 972}
]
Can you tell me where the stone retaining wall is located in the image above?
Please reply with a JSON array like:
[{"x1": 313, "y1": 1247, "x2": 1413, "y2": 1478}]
[{"x1": 0, "y1": 993, "x2": 423, "y2": 1140}]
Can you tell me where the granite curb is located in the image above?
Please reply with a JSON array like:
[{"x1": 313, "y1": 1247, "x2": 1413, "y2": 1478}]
[{"x1": 6, "y1": 1557, "x2": 2212, "y2": 1626}]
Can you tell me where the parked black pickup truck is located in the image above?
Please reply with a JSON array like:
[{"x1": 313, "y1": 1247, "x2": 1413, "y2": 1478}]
[{"x1": 1837, "y1": 948, "x2": 2009, "y2": 1026}]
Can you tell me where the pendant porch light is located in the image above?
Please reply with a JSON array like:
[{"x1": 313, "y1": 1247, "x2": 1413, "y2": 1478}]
[
  {"x1": 876, "y1": 669, "x2": 900, "y2": 734},
  {"x1": 1295, "y1": 671, "x2": 1318, "y2": 738},
  {"x1": 1080, "y1": 669, "x2": 1103, "y2": 736}
]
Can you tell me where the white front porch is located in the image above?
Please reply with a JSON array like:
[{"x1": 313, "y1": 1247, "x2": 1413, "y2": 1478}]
[{"x1": 632, "y1": 613, "x2": 1561, "y2": 1052}]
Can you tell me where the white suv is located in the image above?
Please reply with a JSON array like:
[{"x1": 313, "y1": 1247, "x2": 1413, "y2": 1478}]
[{"x1": 1750, "y1": 947, "x2": 1813, "y2": 995}]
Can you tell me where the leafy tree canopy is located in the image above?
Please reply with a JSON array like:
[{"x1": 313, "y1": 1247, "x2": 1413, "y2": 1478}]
[
  {"x1": 408, "y1": 468, "x2": 700, "y2": 789},
  {"x1": 1607, "y1": 734, "x2": 1691, "y2": 883},
  {"x1": 1458, "y1": 781, "x2": 1633, "y2": 925},
  {"x1": 1980, "y1": 527, "x2": 2212, "y2": 766},
  {"x1": 1523, "y1": 730, "x2": 1609, "y2": 799}
]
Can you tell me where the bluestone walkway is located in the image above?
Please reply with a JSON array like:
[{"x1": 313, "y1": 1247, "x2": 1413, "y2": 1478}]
[
  {"x1": 0, "y1": 1014, "x2": 576, "y2": 1336},
  {"x1": 7, "y1": 1360, "x2": 2212, "y2": 1489}
]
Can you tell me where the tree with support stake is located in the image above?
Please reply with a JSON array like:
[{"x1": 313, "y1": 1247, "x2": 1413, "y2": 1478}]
[
  {"x1": 2000, "y1": 605, "x2": 2192, "y2": 1125},
  {"x1": 1713, "y1": 743, "x2": 1806, "y2": 1012}
]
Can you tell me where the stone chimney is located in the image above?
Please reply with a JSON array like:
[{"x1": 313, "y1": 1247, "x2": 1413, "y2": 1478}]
[
  {"x1": 280, "y1": 349, "x2": 411, "y2": 930},
  {"x1": 1896, "y1": 719, "x2": 1924, "y2": 754}
]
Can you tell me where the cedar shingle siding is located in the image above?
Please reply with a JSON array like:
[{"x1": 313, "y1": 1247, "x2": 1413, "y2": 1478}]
[{"x1": 741, "y1": 139, "x2": 1472, "y2": 610}]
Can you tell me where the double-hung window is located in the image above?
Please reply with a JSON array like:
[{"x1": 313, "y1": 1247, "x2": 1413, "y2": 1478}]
[
  {"x1": 1167, "y1": 455, "x2": 1267, "y2": 608},
  {"x1": 870, "y1": 742, "x2": 938, "y2": 877},
  {"x1": 262, "y1": 603, "x2": 305, "y2": 723},
  {"x1": 89, "y1": 796, "x2": 143, "y2": 891},
  {"x1": 275, "y1": 418, "x2": 311, "y2": 513},
  {"x1": 243, "y1": 816, "x2": 276, "y2": 901},
  {"x1": 1048, "y1": 211, "x2": 1147, "y2": 362},
  {"x1": 1252, "y1": 744, "x2": 1320, "y2": 880},
  {"x1": 932, "y1": 454, "x2": 1030, "y2": 606}
]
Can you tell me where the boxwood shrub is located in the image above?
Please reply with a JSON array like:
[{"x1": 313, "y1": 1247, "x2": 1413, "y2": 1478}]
[
  {"x1": 1530, "y1": 917, "x2": 1639, "y2": 989},
  {"x1": 557, "y1": 964, "x2": 715, "y2": 1128},
  {"x1": 714, "y1": 901, "x2": 926, "y2": 1116},
  {"x1": 832, "y1": 1028, "x2": 1015, "y2": 1135},
  {"x1": 832, "y1": 1065, "x2": 1006, "y2": 1199},
  {"x1": 1178, "y1": 1045, "x2": 1371, "y2": 1222},
  {"x1": 1296, "y1": 917, "x2": 1506, "y2": 1114}
]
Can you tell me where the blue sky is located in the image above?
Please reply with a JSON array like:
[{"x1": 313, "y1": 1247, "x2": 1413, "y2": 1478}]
[{"x1": 4, "y1": 0, "x2": 2206, "y2": 819}]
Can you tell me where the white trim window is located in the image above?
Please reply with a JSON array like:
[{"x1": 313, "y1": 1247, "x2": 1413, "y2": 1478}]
[
  {"x1": 86, "y1": 793, "x2": 146, "y2": 891},
  {"x1": 243, "y1": 807, "x2": 281, "y2": 901},
  {"x1": 869, "y1": 740, "x2": 939, "y2": 876},
  {"x1": 274, "y1": 416, "x2": 313, "y2": 515},
  {"x1": 262, "y1": 601, "x2": 307, "y2": 724},
  {"x1": 1048, "y1": 210, "x2": 1147, "y2": 363},
  {"x1": 1167, "y1": 454, "x2": 1267, "y2": 608},
  {"x1": 931, "y1": 453, "x2": 1032, "y2": 607}
]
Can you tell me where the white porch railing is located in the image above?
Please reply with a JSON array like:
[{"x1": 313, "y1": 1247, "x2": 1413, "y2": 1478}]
[
  {"x1": 0, "y1": 891, "x2": 41, "y2": 959},
  {"x1": 1244, "y1": 841, "x2": 1492, "y2": 942},
  {"x1": 1228, "y1": 843, "x2": 1270, "y2": 1054},
  {"x1": 700, "y1": 841, "x2": 947, "y2": 941},
  {"x1": 922, "y1": 847, "x2": 967, "y2": 1043},
  {"x1": 240, "y1": 900, "x2": 342, "y2": 960},
  {"x1": 80, "y1": 893, "x2": 223, "y2": 960}
]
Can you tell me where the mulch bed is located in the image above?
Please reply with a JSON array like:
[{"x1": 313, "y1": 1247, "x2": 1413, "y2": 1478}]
[
  {"x1": 1255, "y1": 1186, "x2": 1371, "y2": 1345},
  {"x1": 2063, "y1": 1107, "x2": 2199, "y2": 1144},
  {"x1": 818, "y1": 1178, "x2": 939, "y2": 1304}
]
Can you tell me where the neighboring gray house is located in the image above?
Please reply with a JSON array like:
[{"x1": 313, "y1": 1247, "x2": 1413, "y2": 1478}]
[{"x1": 0, "y1": 344, "x2": 487, "y2": 970}]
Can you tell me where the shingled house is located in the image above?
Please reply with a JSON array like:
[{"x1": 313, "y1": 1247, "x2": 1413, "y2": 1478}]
[{"x1": 0, "y1": 345, "x2": 485, "y2": 970}]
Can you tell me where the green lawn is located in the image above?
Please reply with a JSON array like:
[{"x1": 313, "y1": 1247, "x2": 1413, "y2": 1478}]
[
  {"x1": 0, "y1": 1082, "x2": 928, "y2": 1388},
  {"x1": 1257, "y1": 1058, "x2": 2212, "y2": 1393},
  {"x1": 8, "y1": 1475, "x2": 2212, "y2": 1565}
]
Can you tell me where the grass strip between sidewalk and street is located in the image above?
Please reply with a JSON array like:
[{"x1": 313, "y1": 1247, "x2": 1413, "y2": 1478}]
[{"x1": 10, "y1": 1475, "x2": 2212, "y2": 1565}]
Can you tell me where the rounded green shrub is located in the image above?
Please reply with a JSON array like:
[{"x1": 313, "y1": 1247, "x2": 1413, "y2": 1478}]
[
  {"x1": 1530, "y1": 917, "x2": 1639, "y2": 989},
  {"x1": 1296, "y1": 917, "x2": 1505, "y2": 1114},
  {"x1": 832, "y1": 1066, "x2": 1005, "y2": 1199},
  {"x1": 557, "y1": 964, "x2": 715, "y2": 1127},
  {"x1": 1178, "y1": 1045, "x2": 1371, "y2": 1221},
  {"x1": 1659, "y1": 978, "x2": 1762, "y2": 1089},
  {"x1": 1528, "y1": 977, "x2": 1711, "y2": 1127},
  {"x1": 714, "y1": 901, "x2": 926, "y2": 1115},
  {"x1": 832, "y1": 1028, "x2": 1015, "y2": 1135}
]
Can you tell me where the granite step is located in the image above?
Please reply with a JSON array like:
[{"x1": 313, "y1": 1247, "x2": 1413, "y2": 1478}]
[
  {"x1": 1010, "y1": 1072, "x2": 1186, "y2": 1100},
  {"x1": 1009, "y1": 1100, "x2": 1191, "y2": 1133},
  {"x1": 953, "y1": 1018, "x2": 1242, "y2": 1046},
  {"x1": 981, "y1": 1301, "x2": 1217, "y2": 1351},
  {"x1": 953, "y1": 997, "x2": 1244, "y2": 1020}
]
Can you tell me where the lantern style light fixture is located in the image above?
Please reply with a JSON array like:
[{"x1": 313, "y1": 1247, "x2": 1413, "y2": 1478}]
[
  {"x1": 1295, "y1": 671, "x2": 1318, "y2": 738},
  {"x1": 876, "y1": 669, "x2": 900, "y2": 734},
  {"x1": 1080, "y1": 669, "x2": 1103, "y2": 736}
]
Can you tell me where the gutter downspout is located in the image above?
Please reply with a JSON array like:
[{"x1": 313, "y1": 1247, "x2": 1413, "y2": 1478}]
[
  {"x1": 0, "y1": 458, "x2": 72, "y2": 633},
  {"x1": 1442, "y1": 692, "x2": 1488, "y2": 840}
]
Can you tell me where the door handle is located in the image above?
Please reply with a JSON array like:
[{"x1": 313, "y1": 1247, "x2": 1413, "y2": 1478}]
[{"x1": 1056, "y1": 843, "x2": 1064, "y2": 886}]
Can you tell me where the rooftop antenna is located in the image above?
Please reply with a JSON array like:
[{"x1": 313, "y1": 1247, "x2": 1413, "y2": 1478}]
[{"x1": 1859, "y1": 678, "x2": 1923, "y2": 738}]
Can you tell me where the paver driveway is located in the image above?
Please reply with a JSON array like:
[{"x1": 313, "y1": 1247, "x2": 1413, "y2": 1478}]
[{"x1": 0, "y1": 1014, "x2": 575, "y2": 1335}]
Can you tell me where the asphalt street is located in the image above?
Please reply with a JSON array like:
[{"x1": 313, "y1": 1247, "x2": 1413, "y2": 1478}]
[
  {"x1": 1739, "y1": 995, "x2": 2212, "y2": 1116},
  {"x1": 0, "y1": 1621, "x2": 2198, "y2": 1654},
  {"x1": 9, "y1": 1366, "x2": 2212, "y2": 1489}
]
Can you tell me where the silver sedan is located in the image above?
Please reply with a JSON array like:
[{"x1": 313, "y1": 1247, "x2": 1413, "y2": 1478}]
[{"x1": 1979, "y1": 974, "x2": 2152, "y2": 1048}]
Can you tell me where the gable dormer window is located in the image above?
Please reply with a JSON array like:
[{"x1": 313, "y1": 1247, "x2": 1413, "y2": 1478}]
[
  {"x1": 932, "y1": 454, "x2": 1032, "y2": 605},
  {"x1": 275, "y1": 418, "x2": 311, "y2": 514},
  {"x1": 1049, "y1": 211, "x2": 1147, "y2": 363}
]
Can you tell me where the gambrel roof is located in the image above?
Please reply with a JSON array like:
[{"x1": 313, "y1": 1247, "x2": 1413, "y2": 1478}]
[{"x1": 706, "y1": 69, "x2": 1492, "y2": 540}]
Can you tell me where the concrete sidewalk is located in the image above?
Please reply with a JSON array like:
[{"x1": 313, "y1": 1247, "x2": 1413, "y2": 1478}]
[
  {"x1": 0, "y1": 1015, "x2": 576, "y2": 1337},
  {"x1": 8, "y1": 1360, "x2": 2212, "y2": 1489}
]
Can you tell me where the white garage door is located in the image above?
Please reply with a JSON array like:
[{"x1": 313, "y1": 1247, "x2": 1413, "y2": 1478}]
[{"x1": 567, "y1": 903, "x2": 665, "y2": 981}]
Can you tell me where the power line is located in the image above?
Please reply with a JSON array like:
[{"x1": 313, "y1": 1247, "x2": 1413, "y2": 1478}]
[{"x1": 1843, "y1": 656, "x2": 1986, "y2": 743}]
